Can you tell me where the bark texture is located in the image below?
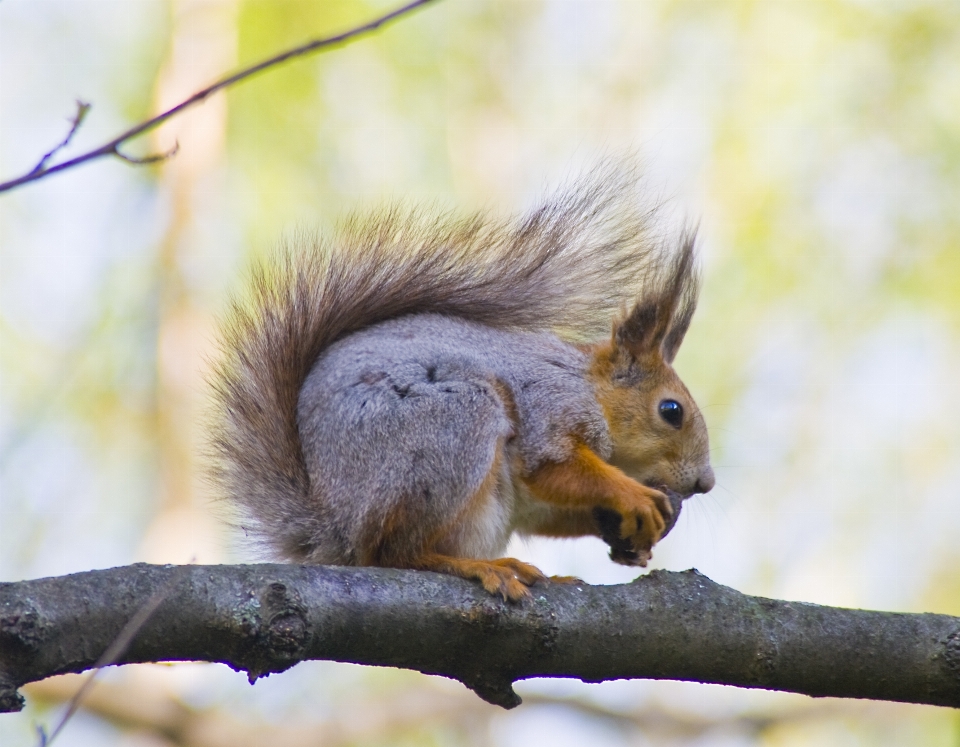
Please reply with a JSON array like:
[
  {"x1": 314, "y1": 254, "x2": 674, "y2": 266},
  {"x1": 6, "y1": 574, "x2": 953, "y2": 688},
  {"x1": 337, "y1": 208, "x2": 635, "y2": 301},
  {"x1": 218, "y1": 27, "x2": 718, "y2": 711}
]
[{"x1": 1, "y1": 564, "x2": 958, "y2": 714}]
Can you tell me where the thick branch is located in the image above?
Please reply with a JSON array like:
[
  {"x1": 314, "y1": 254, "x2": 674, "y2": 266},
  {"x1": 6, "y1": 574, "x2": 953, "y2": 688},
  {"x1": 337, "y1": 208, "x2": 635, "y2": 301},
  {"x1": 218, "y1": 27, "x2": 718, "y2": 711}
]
[
  {"x1": 1, "y1": 564, "x2": 958, "y2": 714},
  {"x1": 0, "y1": 0, "x2": 438, "y2": 194}
]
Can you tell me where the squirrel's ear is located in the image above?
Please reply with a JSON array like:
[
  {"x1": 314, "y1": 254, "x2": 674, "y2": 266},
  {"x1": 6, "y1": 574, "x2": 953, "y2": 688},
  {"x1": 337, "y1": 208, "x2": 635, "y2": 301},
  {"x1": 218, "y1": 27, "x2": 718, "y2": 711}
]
[
  {"x1": 614, "y1": 231, "x2": 700, "y2": 364},
  {"x1": 613, "y1": 300, "x2": 667, "y2": 360}
]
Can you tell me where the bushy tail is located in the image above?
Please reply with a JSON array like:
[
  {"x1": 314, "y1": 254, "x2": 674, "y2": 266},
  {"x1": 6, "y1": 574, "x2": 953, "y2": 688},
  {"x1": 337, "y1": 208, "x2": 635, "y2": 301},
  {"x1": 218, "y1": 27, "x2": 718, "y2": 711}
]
[{"x1": 210, "y1": 166, "x2": 673, "y2": 560}]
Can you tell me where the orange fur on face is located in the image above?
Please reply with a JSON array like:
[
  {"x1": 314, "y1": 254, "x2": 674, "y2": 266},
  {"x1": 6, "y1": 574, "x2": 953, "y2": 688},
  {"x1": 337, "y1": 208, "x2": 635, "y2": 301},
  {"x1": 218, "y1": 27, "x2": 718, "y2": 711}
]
[{"x1": 585, "y1": 341, "x2": 712, "y2": 498}]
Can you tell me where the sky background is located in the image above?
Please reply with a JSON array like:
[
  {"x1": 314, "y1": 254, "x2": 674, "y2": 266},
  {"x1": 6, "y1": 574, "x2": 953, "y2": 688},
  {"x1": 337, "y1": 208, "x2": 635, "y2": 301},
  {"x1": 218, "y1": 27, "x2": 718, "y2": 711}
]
[{"x1": 2, "y1": 0, "x2": 959, "y2": 745}]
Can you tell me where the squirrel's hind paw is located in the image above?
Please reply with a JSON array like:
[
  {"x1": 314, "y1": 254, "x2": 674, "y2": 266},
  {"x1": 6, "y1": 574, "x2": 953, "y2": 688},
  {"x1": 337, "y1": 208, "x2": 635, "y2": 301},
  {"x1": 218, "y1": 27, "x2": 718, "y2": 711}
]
[
  {"x1": 416, "y1": 554, "x2": 547, "y2": 602},
  {"x1": 477, "y1": 558, "x2": 547, "y2": 601}
]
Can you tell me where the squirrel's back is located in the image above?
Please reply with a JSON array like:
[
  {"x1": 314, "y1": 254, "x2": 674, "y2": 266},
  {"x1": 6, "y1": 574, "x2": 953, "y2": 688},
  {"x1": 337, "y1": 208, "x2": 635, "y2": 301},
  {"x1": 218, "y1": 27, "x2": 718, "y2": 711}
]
[{"x1": 210, "y1": 167, "x2": 670, "y2": 562}]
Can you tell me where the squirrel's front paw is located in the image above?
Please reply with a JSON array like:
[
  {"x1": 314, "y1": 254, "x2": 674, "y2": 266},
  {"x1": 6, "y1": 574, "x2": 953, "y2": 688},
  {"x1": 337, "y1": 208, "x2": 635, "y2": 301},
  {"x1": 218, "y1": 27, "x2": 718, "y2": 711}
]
[
  {"x1": 594, "y1": 486, "x2": 673, "y2": 567},
  {"x1": 593, "y1": 506, "x2": 640, "y2": 564}
]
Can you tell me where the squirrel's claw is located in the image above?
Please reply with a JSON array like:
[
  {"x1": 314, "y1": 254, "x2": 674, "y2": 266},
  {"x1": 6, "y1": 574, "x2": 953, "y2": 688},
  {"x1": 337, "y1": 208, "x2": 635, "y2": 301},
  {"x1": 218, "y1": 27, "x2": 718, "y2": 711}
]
[{"x1": 459, "y1": 557, "x2": 547, "y2": 603}]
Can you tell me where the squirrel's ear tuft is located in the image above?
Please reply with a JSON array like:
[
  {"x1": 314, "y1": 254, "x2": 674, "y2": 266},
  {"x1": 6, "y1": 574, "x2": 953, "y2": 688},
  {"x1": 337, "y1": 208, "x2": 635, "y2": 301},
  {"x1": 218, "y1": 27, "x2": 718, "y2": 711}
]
[
  {"x1": 660, "y1": 232, "x2": 700, "y2": 363},
  {"x1": 614, "y1": 230, "x2": 700, "y2": 364},
  {"x1": 613, "y1": 300, "x2": 664, "y2": 359}
]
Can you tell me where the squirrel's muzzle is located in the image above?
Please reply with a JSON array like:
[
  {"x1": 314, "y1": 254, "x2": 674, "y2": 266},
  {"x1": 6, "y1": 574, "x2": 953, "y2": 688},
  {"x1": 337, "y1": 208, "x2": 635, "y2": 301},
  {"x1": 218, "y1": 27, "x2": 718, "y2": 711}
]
[{"x1": 692, "y1": 466, "x2": 715, "y2": 495}]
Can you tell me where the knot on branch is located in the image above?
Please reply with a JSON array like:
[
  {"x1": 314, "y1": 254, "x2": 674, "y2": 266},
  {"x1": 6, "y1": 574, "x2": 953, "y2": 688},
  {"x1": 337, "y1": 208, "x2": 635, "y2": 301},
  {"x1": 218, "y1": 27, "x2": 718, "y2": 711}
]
[
  {"x1": 463, "y1": 674, "x2": 521, "y2": 709},
  {"x1": 1, "y1": 601, "x2": 47, "y2": 711},
  {"x1": 455, "y1": 594, "x2": 568, "y2": 709},
  {"x1": 235, "y1": 581, "x2": 311, "y2": 683},
  {"x1": 0, "y1": 602, "x2": 45, "y2": 653},
  {"x1": 0, "y1": 676, "x2": 24, "y2": 714},
  {"x1": 448, "y1": 598, "x2": 533, "y2": 709}
]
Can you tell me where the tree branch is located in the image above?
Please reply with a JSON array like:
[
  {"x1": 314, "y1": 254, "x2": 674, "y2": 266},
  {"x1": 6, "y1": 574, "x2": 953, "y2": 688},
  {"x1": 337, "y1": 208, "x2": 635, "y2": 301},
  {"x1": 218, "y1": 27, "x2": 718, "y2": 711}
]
[
  {"x1": 2, "y1": 564, "x2": 958, "y2": 714},
  {"x1": 0, "y1": 0, "x2": 439, "y2": 194}
]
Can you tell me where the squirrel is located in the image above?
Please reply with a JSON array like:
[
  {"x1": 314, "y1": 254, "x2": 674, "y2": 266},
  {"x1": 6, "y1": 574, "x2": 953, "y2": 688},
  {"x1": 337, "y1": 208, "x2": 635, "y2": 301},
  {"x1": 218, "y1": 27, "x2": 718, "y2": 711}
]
[{"x1": 209, "y1": 167, "x2": 714, "y2": 601}]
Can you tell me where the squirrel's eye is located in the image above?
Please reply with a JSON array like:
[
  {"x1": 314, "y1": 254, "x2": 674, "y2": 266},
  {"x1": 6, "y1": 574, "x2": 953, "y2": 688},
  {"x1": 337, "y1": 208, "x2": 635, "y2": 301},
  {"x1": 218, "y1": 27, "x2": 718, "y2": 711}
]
[{"x1": 658, "y1": 399, "x2": 683, "y2": 428}]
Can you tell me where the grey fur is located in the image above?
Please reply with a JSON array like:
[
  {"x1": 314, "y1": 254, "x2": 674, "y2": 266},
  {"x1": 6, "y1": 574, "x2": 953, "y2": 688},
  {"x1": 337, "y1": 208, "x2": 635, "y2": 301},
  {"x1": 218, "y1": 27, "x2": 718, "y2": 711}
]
[
  {"x1": 297, "y1": 314, "x2": 611, "y2": 564},
  {"x1": 209, "y1": 164, "x2": 695, "y2": 565}
]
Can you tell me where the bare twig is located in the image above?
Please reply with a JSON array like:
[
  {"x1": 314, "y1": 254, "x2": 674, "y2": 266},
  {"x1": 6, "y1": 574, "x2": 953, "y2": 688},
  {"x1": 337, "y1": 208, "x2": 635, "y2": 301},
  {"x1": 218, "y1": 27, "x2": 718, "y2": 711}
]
[
  {"x1": 30, "y1": 101, "x2": 91, "y2": 176},
  {"x1": 113, "y1": 142, "x2": 180, "y2": 166},
  {"x1": 0, "y1": 0, "x2": 439, "y2": 194}
]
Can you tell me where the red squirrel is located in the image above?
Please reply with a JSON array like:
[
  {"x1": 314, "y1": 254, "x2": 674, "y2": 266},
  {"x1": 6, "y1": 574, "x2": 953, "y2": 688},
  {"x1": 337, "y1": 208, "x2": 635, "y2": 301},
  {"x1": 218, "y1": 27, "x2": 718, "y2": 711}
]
[{"x1": 210, "y1": 167, "x2": 714, "y2": 601}]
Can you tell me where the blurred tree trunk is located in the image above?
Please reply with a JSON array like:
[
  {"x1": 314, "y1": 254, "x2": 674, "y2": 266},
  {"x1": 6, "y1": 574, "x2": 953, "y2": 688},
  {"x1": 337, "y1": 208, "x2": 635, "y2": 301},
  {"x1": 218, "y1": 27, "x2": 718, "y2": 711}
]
[{"x1": 139, "y1": 0, "x2": 239, "y2": 566}]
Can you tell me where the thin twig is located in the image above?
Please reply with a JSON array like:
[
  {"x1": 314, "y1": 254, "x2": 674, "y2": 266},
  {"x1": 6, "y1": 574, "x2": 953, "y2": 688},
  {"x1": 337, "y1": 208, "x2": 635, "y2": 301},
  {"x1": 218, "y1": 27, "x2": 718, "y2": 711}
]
[
  {"x1": 0, "y1": 0, "x2": 439, "y2": 194},
  {"x1": 39, "y1": 564, "x2": 193, "y2": 747},
  {"x1": 113, "y1": 141, "x2": 180, "y2": 165},
  {"x1": 30, "y1": 101, "x2": 91, "y2": 176}
]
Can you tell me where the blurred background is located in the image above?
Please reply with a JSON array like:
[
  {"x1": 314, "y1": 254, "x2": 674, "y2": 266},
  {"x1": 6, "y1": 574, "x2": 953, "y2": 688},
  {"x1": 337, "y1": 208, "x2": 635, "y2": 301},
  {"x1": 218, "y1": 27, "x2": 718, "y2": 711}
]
[{"x1": 2, "y1": 0, "x2": 959, "y2": 744}]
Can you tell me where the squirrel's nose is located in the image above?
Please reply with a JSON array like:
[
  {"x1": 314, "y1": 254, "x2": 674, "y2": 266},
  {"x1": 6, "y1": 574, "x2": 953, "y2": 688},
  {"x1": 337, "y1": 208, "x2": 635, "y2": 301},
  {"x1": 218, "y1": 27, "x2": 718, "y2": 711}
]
[{"x1": 692, "y1": 467, "x2": 715, "y2": 494}]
